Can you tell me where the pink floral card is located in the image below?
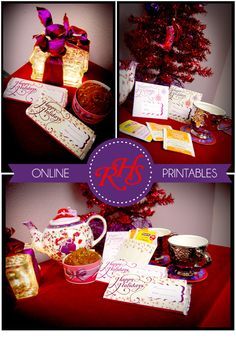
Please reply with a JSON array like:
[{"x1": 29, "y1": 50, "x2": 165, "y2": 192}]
[{"x1": 132, "y1": 81, "x2": 169, "y2": 119}]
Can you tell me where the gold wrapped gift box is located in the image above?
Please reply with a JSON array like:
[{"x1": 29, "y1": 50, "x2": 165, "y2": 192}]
[{"x1": 30, "y1": 44, "x2": 89, "y2": 88}]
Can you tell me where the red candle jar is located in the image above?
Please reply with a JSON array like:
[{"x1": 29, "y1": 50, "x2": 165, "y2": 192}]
[{"x1": 72, "y1": 80, "x2": 113, "y2": 125}]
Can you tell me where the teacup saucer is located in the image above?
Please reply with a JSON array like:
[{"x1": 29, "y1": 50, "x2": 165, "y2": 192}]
[
  {"x1": 218, "y1": 118, "x2": 232, "y2": 135},
  {"x1": 180, "y1": 125, "x2": 216, "y2": 145},
  {"x1": 150, "y1": 254, "x2": 170, "y2": 266},
  {"x1": 168, "y1": 265, "x2": 208, "y2": 283}
]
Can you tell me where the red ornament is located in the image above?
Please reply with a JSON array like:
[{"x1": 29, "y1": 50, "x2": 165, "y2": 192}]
[
  {"x1": 155, "y1": 25, "x2": 175, "y2": 52},
  {"x1": 173, "y1": 21, "x2": 182, "y2": 42}
]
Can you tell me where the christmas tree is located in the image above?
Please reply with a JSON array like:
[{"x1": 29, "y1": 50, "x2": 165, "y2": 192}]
[
  {"x1": 79, "y1": 183, "x2": 174, "y2": 232},
  {"x1": 124, "y1": 2, "x2": 213, "y2": 85}
]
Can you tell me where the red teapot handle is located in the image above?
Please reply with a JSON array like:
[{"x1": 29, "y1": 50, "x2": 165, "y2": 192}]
[{"x1": 86, "y1": 215, "x2": 107, "y2": 247}]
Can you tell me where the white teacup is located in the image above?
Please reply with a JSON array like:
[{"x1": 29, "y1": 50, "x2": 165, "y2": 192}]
[
  {"x1": 168, "y1": 235, "x2": 212, "y2": 275},
  {"x1": 191, "y1": 101, "x2": 226, "y2": 139}
]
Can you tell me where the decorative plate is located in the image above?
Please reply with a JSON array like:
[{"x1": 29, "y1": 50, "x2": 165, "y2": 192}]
[
  {"x1": 168, "y1": 265, "x2": 208, "y2": 283},
  {"x1": 180, "y1": 125, "x2": 216, "y2": 145}
]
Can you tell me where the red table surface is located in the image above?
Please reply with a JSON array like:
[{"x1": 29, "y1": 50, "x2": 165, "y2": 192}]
[
  {"x1": 3, "y1": 244, "x2": 233, "y2": 330},
  {"x1": 119, "y1": 100, "x2": 233, "y2": 168},
  {"x1": 2, "y1": 62, "x2": 115, "y2": 172}
]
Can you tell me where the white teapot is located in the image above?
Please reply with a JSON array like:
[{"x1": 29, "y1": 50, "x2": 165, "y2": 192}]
[{"x1": 23, "y1": 207, "x2": 107, "y2": 262}]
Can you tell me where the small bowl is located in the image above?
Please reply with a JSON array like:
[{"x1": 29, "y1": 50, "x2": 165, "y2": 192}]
[
  {"x1": 62, "y1": 252, "x2": 102, "y2": 284},
  {"x1": 72, "y1": 80, "x2": 112, "y2": 125}
]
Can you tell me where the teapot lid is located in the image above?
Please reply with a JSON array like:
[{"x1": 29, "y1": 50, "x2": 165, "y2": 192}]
[{"x1": 49, "y1": 207, "x2": 80, "y2": 226}]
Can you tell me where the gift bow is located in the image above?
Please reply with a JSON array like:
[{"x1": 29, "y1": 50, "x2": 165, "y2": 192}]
[
  {"x1": 34, "y1": 7, "x2": 89, "y2": 56},
  {"x1": 33, "y1": 7, "x2": 89, "y2": 86}
]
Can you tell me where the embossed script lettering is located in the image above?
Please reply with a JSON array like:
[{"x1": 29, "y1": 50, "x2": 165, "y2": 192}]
[
  {"x1": 8, "y1": 80, "x2": 38, "y2": 101},
  {"x1": 29, "y1": 100, "x2": 64, "y2": 126},
  {"x1": 98, "y1": 261, "x2": 137, "y2": 279},
  {"x1": 105, "y1": 274, "x2": 146, "y2": 303}
]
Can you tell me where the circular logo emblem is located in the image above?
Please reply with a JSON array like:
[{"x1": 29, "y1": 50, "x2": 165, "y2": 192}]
[{"x1": 88, "y1": 138, "x2": 153, "y2": 206}]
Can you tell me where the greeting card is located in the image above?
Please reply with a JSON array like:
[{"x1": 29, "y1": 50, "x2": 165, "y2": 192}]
[
  {"x1": 96, "y1": 259, "x2": 167, "y2": 283},
  {"x1": 3, "y1": 77, "x2": 68, "y2": 107},
  {"x1": 26, "y1": 93, "x2": 95, "y2": 160},
  {"x1": 132, "y1": 81, "x2": 169, "y2": 119},
  {"x1": 102, "y1": 232, "x2": 129, "y2": 261},
  {"x1": 168, "y1": 85, "x2": 203, "y2": 123},
  {"x1": 103, "y1": 273, "x2": 191, "y2": 315}
]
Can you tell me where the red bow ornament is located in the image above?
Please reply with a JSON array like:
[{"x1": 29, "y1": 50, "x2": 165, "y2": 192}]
[{"x1": 30, "y1": 7, "x2": 90, "y2": 87}]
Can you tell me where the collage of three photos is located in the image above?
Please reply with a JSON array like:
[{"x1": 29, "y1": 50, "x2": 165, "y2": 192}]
[{"x1": 2, "y1": 2, "x2": 234, "y2": 331}]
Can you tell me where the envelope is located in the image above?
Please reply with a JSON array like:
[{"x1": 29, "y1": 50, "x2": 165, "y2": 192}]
[{"x1": 115, "y1": 239, "x2": 157, "y2": 265}]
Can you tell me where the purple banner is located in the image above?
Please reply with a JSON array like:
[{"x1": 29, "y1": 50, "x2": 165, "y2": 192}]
[
  {"x1": 9, "y1": 138, "x2": 231, "y2": 206},
  {"x1": 9, "y1": 164, "x2": 88, "y2": 183},
  {"x1": 9, "y1": 163, "x2": 230, "y2": 183}
]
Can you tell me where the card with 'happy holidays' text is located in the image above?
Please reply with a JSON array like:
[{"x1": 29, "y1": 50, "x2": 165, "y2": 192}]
[{"x1": 132, "y1": 81, "x2": 169, "y2": 120}]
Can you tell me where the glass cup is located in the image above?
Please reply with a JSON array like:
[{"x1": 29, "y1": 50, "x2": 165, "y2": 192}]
[
  {"x1": 6, "y1": 254, "x2": 39, "y2": 300},
  {"x1": 168, "y1": 235, "x2": 212, "y2": 277},
  {"x1": 191, "y1": 101, "x2": 226, "y2": 139}
]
